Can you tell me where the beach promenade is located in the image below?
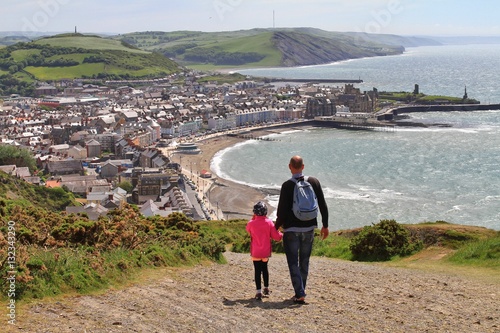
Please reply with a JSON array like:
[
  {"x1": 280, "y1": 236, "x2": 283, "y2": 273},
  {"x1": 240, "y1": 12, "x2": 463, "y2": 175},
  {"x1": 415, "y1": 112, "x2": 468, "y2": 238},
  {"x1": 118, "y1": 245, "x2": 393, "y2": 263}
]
[{"x1": 161, "y1": 121, "x2": 312, "y2": 220}]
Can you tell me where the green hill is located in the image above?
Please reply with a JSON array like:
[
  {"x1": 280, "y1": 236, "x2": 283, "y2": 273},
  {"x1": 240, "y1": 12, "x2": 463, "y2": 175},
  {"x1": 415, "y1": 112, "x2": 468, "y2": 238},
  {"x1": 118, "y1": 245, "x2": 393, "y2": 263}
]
[
  {"x1": 112, "y1": 28, "x2": 438, "y2": 69},
  {"x1": 0, "y1": 29, "x2": 440, "y2": 82},
  {"x1": 0, "y1": 33, "x2": 182, "y2": 82}
]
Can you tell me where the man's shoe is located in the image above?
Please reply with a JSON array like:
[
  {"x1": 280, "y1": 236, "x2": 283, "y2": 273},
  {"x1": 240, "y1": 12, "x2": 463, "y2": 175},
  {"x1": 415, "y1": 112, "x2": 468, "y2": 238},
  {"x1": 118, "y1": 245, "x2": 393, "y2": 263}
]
[{"x1": 292, "y1": 296, "x2": 305, "y2": 304}]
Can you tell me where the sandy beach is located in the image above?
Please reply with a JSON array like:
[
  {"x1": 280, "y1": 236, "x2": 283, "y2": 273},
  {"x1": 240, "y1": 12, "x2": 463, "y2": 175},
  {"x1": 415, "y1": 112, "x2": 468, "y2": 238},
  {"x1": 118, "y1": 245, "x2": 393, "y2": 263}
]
[{"x1": 167, "y1": 129, "x2": 280, "y2": 220}]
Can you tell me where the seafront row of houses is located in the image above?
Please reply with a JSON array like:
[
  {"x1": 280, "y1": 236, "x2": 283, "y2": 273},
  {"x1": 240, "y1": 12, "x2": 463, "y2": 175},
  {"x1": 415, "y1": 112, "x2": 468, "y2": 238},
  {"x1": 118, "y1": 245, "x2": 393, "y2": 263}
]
[{"x1": 0, "y1": 71, "x2": 379, "y2": 220}]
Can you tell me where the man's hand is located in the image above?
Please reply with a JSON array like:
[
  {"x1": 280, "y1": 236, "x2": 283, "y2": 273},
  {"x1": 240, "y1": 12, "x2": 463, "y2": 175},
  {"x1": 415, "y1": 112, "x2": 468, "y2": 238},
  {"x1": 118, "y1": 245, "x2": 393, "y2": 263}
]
[{"x1": 320, "y1": 227, "x2": 329, "y2": 240}]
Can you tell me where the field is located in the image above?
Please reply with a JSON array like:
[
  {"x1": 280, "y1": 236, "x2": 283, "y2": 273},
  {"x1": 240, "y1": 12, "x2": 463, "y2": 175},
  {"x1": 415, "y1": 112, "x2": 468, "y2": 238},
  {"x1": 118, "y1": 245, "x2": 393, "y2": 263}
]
[
  {"x1": 0, "y1": 34, "x2": 180, "y2": 83},
  {"x1": 34, "y1": 36, "x2": 149, "y2": 54}
]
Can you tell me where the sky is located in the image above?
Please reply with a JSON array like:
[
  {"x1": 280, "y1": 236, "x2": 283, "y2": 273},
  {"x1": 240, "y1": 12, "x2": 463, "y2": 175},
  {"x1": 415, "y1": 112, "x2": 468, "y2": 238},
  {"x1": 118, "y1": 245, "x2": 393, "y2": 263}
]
[{"x1": 3, "y1": 0, "x2": 500, "y2": 37}]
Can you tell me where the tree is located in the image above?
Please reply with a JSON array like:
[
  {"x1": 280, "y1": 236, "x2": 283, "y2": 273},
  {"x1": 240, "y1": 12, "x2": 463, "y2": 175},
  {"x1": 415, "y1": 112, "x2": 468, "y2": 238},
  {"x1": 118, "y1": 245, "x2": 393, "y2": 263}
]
[
  {"x1": 0, "y1": 145, "x2": 37, "y2": 172},
  {"x1": 117, "y1": 180, "x2": 133, "y2": 193}
]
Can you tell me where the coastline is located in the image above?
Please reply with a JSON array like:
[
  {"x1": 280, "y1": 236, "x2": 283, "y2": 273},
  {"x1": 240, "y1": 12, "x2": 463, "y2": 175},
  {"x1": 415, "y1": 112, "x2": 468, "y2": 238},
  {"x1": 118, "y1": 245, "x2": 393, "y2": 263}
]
[{"x1": 172, "y1": 126, "x2": 297, "y2": 220}]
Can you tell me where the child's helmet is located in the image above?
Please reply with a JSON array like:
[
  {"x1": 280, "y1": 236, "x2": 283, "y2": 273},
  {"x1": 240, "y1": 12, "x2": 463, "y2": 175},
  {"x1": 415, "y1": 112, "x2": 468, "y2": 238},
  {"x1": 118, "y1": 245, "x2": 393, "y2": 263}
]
[{"x1": 253, "y1": 201, "x2": 267, "y2": 216}]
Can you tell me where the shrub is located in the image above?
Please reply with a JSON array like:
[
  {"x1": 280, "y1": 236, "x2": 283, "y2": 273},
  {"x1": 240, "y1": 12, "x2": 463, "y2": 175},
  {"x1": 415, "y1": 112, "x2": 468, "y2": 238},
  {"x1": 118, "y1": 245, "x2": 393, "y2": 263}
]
[{"x1": 349, "y1": 219, "x2": 422, "y2": 261}]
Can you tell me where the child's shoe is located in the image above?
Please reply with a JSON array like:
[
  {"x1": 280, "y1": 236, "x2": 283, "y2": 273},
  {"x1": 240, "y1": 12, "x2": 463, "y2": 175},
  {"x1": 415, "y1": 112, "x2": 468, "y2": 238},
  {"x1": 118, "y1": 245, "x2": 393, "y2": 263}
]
[
  {"x1": 255, "y1": 292, "x2": 262, "y2": 300},
  {"x1": 263, "y1": 287, "x2": 271, "y2": 296}
]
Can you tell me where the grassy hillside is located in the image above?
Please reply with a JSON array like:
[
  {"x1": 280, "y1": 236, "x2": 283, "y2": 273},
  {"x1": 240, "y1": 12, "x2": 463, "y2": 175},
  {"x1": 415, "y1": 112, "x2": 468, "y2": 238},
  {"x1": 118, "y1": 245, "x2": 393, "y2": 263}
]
[
  {"x1": 0, "y1": 29, "x2": 438, "y2": 84},
  {"x1": 0, "y1": 35, "x2": 32, "y2": 47},
  {"x1": 35, "y1": 35, "x2": 150, "y2": 54},
  {"x1": 0, "y1": 170, "x2": 497, "y2": 302},
  {"x1": 0, "y1": 33, "x2": 181, "y2": 83},
  {"x1": 112, "y1": 28, "x2": 438, "y2": 70},
  {"x1": 0, "y1": 172, "x2": 77, "y2": 211}
]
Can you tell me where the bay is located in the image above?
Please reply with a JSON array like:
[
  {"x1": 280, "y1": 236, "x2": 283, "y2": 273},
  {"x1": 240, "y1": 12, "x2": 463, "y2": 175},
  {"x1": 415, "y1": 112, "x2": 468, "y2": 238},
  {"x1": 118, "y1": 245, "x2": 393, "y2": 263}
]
[
  {"x1": 238, "y1": 44, "x2": 500, "y2": 104},
  {"x1": 213, "y1": 45, "x2": 500, "y2": 231}
]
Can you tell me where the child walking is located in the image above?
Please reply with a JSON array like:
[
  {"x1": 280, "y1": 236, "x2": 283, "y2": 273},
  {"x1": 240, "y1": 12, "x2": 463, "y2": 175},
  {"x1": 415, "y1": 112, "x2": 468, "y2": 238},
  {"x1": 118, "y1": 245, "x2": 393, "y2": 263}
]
[{"x1": 246, "y1": 201, "x2": 283, "y2": 300}]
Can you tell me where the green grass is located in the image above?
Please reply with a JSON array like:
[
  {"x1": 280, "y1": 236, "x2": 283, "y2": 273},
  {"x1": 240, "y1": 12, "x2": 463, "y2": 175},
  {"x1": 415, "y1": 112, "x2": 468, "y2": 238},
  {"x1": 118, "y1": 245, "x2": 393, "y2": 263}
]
[
  {"x1": 196, "y1": 73, "x2": 248, "y2": 84},
  {"x1": 312, "y1": 233, "x2": 353, "y2": 260},
  {"x1": 136, "y1": 30, "x2": 266, "y2": 50},
  {"x1": 0, "y1": 172, "x2": 77, "y2": 210},
  {"x1": 2, "y1": 240, "x2": 218, "y2": 301},
  {"x1": 18, "y1": 248, "x2": 105, "y2": 299},
  {"x1": 10, "y1": 49, "x2": 42, "y2": 61},
  {"x1": 448, "y1": 235, "x2": 500, "y2": 268},
  {"x1": 182, "y1": 32, "x2": 282, "y2": 70},
  {"x1": 25, "y1": 64, "x2": 104, "y2": 80},
  {"x1": 15, "y1": 245, "x2": 177, "y2": 300},
  {"x1": 25, "y1": 62, "x2": 173, "y2": 80},
  {"x1": 213, "y1": 32, "x2": 281, "y2": 64},
  {"x1": 44, "y1": 53, "x2": 93, "y2": 62},
  {"x1": 13, "y1": 71, "x2": 36, "y2": 82},
  {"x1": 34, "y1": 36, "x2": 149, "y2": 54},
  {"x1": 417, "y1": 95, "x2": 463, "y2": 102},
  {"x1": 198, "y1": 219, "x2": 248, "y2": 246},
  {"x1": 228, "y1": 220, "x2": 499, "y2": 270},
  {"x1": 1, "y1": 35, "x2": 180, "y2": 82}
]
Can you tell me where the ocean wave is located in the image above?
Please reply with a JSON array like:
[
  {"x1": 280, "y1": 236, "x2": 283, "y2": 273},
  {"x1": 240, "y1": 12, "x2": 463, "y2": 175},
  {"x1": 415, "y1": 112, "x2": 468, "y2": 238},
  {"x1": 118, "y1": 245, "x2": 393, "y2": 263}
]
[
  {"x1": 211, "y1": 144, "x2": 283, "y2": 189},
  {"x1": 323, "y1": 186, "x2": 384, "y2": 204}
]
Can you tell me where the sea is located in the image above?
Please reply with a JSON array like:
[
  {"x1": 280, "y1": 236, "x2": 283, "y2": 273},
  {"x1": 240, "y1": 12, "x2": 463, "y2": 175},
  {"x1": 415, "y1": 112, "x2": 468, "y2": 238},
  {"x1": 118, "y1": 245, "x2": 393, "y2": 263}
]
[{"x1": 211, "y1": 44, "x2": 500, "y2": 231}]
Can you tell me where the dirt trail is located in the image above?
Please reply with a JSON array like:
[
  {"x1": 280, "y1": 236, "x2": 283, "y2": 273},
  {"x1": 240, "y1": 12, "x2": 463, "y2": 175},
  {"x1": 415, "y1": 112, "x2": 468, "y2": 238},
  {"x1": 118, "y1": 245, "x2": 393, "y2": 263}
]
[{"x1": 8, "y1": 252, "x2": 499, "y2": 333}]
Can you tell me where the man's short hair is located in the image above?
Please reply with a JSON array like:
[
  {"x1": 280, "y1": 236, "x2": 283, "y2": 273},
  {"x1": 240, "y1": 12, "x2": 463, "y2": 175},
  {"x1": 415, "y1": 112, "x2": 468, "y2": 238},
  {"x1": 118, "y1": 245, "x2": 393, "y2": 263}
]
[{"x1": 289, "y1": 155, "x2": 303, "y2": 169}]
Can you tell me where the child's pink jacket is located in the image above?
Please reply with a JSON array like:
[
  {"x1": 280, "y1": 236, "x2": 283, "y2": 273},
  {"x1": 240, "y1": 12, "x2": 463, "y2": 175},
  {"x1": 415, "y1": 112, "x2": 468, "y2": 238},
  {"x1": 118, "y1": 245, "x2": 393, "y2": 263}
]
[{"x1": 246, "y1": 215, "x2": 283, "y2": 258}]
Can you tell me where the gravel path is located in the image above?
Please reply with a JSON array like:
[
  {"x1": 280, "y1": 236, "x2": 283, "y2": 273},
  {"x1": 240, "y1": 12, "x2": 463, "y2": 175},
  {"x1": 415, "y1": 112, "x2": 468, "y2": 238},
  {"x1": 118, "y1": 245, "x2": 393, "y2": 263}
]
[{"x1": 10, "y1": 252, "x2": 499, "y2": 333}]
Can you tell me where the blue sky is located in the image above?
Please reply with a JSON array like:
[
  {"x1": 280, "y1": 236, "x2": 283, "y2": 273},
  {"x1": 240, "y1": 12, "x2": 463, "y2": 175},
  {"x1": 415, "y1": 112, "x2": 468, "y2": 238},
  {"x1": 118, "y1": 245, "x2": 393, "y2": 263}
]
[{"x1": 3, "y1": 0, "x2": 500, "y2": 36}]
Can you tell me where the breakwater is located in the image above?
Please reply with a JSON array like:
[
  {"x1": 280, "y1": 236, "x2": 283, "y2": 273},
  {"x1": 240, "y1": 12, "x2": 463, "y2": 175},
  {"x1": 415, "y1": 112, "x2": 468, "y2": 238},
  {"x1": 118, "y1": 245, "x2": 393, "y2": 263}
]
[
  {"x1": 310, "y1": 119, "x2": 395, "y2": 131},
  {"x1": 393, "y1": 103, "x2": 500, "y2": 114},
  {"x1": 226, "y1": 133, "x2": 280, "y2": 141},
  {"x1": 269, "y1": 78, "x2": 363, "y2": 83}
]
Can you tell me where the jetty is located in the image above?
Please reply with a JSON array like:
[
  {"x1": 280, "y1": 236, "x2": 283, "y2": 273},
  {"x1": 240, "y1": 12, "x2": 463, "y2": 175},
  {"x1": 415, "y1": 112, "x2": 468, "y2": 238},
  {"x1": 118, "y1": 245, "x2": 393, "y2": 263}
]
[
  {"x1": 268, "y1": 78, "x2": 363, "y2": 84},
  {"x1": 383, "y1": 103, "x2": 500, "y2": 116},
  {"x1": 227, "y1": 132, "x2": 280, "y2": 141},
  {"x1": 312, "y1": 115, "x2": 396, "y2": 131}
]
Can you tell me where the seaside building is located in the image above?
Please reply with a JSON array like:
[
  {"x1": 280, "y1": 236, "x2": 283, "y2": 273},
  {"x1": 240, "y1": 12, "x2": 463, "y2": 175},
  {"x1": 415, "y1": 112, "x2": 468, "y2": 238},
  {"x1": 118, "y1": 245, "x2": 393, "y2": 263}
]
[
  {"x1": 305, "y1": 96, "x2": 336, "y2": 118},
  {"x1": 233, "y1": 108, "x2": 275, "y2": 126},
  {"x1": 176, "y1": 142, "x2": 201, "y2": 154},
  {"x1": 2, "y1": 68, "x2": 389, "y2": 221}
]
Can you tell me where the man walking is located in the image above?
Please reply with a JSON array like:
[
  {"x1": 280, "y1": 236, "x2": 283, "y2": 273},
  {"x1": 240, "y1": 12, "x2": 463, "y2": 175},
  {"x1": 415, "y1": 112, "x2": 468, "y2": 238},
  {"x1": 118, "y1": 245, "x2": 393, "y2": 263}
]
[{"x1": 275, "y1": 155, "x2": 329, "y2": 304}]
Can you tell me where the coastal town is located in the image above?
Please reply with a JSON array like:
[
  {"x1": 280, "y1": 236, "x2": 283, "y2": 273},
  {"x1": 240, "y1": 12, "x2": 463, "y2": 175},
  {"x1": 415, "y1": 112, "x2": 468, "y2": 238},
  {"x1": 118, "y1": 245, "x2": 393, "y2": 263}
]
[{"x1": 0, "y1": 70, "x2": 380, "y2": 221}]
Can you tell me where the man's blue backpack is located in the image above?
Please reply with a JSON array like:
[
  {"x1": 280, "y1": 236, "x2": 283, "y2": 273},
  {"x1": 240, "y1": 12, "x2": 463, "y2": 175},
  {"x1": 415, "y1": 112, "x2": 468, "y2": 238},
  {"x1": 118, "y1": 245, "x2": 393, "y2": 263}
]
[{"x1": 290, "y1": 176, "x2": 318, "y2": 221}]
